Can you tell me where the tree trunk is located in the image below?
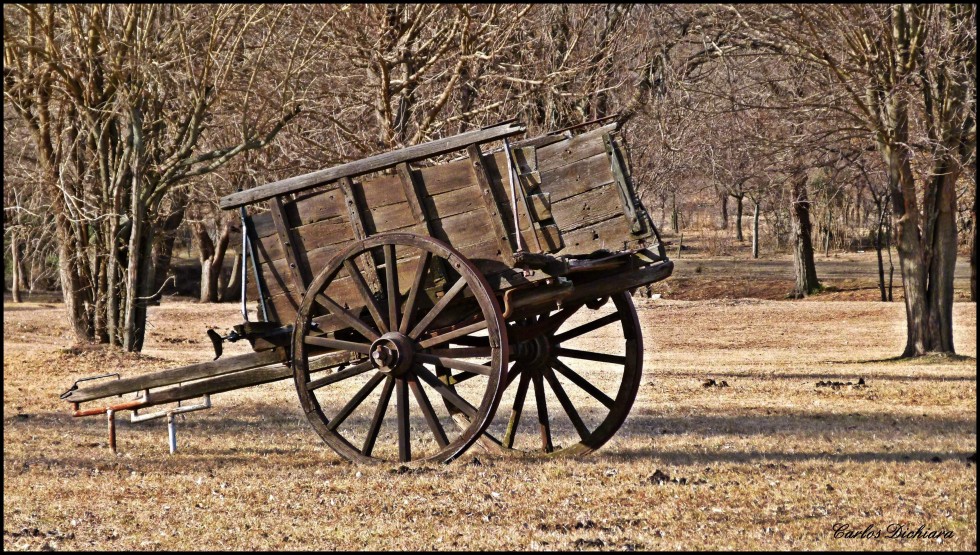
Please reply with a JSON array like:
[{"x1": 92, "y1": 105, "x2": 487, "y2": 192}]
[
  {"x1": 971, "y1": 188, "x2": 977, "y2": 303},
  {"x1": 791, "y1": 174, "x2": 821, "y2": 297},
  {"x1": 10, "y1": 235, "x2": 23, "y2": 303},
  {"x1": 886, "y1": 215, "x2": 895, "y2": 302},
  {"x1": 874, "y1": 202, "x2": 887, "y2": 302},
  {"x1": 123, "y1": 109, "x2": 145, "y2": 352},
  {"x1": 752, "y1": 200, "x2": 760, "y2": 259},
  {"x1": 823, "y1": 206, "x2": 832, "y2": 256},
  {"x1": 734, "y1": 194, "x2": 744, "y2": 242},
  {"x1": 923, "y1": 169, "x2": 958, "y2": 354},
  {"x1": 55, "y1": 213, "x2": 92, "y2": 342},
  {"x1": 719, "y1": 192, "x2": 729, "y2": 229},
  {"x1": 222, "y1": 252, "x2": 242, "y2": 302},
  {"x1": 671, "y1": 190, "x2": 679, "y2": 234},
  {"x1": 195, "y1": 220, "x2": 232, "y2": 303}
]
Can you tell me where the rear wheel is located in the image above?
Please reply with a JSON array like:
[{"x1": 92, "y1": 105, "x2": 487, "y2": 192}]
[{"x1": 469, "y1": 292, "x2": 643, "y2": 457}]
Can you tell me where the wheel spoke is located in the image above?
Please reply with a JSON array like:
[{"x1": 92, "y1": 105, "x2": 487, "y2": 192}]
[
  {"x1": 504, "y1": 362, "x2": 525, "y2": 389},
  {"x1": 415, "y1": 353, "x2": 492, "y2": 376},
  {"x1": 344, "y1": 258, "x2": 388, "y2": 334},
  {"x1": 550, "y1": 358, "x2": 615, "y2": 409},
  {"x1": 444, "y1": 334, "x2": 491, "y2": 347},
  {"x1": 384, "y1": 243, "x2": 399, "y2": 331},
  {"x1": 306, "y1": 359, "x2": 374, "y2": 391},
  {"x1": 426, "y1": 346, "x2": 492, "y2": 358},
  {"x1": 314, "y1": 293, "x2": 379, "y2": 341},
  {"x1": 304, "y1": 335, "x2": 372, "y2": 355},
  {"x1": 408, "y1": 276, "x2": 468, "y2": 339},
  {"x1": 503, "y1": 369, "x2": 531, "y2": 449},
  {"x1": 544, "y1": 367, "x2": 590, "y2": 440},
  {"x1": 418, "y1": 321, "x2": 489, "y2": 348},
  {"x1": 553, "y1": 312, "x2": 621, "y2": 344},
  {"x1": 398, "y1": 250, "x2": 432, "y2": 334},
  {"x1": 361, "y1": 376, "x2": 395, "y2": 456},
  {"x1": 510, "y1": 303, "x2": 584, "y2": 342},
  {"x1": 414, "y1": 364, "x2": 478, "y2": 418},
  {"x1": 437, "y1": 368, "x2": 480, "y2": 386},
  {"x1": 326, "y1": 372, "x2": 385, "y2": 431},
  {"x1": 554, "y1": 347, "x2": 626, "y2": 365},
  {"x1": 396, "y1": 377, "x2": 411, "y2": 462},
  {"x1": 532, "y1": 372, "x2": 553, "y2": 453},
  {"x1": 409, "y1": 374, "x2": 449, "y2": 448}
]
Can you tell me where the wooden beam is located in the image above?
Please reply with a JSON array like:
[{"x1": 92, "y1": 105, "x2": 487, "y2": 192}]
[
  {"x1": 337, "y1": 176, "x2": 382, "y2": 291},
  {"x1": 269, "y1": 195, "x2": 308, "y2": 295},
  {"x1": 220, "y1": 121, "x2": 526, "y2": 210},
  {"x1": 62, "y1": 348, "x2": 289, "y2": 403},
  {"x1": 396, "y1": 162, "x2": 429, "y2": 229},
  {"x1": 467, "y1": 144, "x2": 516, "y2": 266}
]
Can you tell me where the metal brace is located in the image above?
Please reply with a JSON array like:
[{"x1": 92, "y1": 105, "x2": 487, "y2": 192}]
[{"x1": 131, "y1": 395, "x2": 212, "y2": 454}]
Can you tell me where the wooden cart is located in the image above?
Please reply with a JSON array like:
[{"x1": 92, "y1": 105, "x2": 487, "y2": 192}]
[{"x1": 61, "y1": 119, "x2": 674, "y2": 463}]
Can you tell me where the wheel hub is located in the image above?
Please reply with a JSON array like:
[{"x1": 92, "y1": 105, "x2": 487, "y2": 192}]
[
  {"x1": 513, "y1": 334, "x2": 551, "y2": 370},
  {"x1": 370, "y1": 332, "x2": 415, "y2": 377}
]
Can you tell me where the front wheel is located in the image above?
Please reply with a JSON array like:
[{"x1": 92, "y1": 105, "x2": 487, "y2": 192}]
[{"x1": 292, "y1": 233, "x2": 508, "y2": 464}]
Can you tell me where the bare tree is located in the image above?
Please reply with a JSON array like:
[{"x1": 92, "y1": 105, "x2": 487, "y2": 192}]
[
  {"x1": 3, "y1": 5, "x2": 303, "y2": 350},
  {"x1": 736, "y1": 4, "x2": 975, "y2": 356}
]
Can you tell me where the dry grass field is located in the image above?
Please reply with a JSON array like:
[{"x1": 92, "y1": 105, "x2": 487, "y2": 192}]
[{"x1": 3, "y1": 255, "x2": 976, "y2": 550}]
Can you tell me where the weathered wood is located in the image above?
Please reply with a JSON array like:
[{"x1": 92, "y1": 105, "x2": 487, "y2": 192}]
[
  {"x1": 396, "y1": 163, "x2": 428, "y2": 225},
  {"x1": 605, "y1": 133, "x2": 642, "y2": 233},
  {"x1": 467, "y1": 144, "x2": 516, "y2": 264},
  {"x1": 120, "y1": 351, "x2": 349, "y2": 410},
  {"x1": 220, "y1": 122, "x2": 526, "y2": 209},
  {"x1": 338, "y1": 176, "x2": 382, "y2": 294},
  {"x1": 270, "y1": 195, "x2": 308, "y2": 295},
  {"x1": 550, "y1": 186, "x2": 626, "y2": 233},
  {"x1": 536, "y1": 123, "x2": 618, "y2": 171},
  {"x1": 558, "y1": 215, "x2": 641, "y2": 255},
  {"x1": 62, "y1": 348, "x2": 289, "y2": 403},
  {"x1": 528, "y1": 193, "x2": 552, "y2": 220},
  {"x1": 564, "y1": 260, "x2": 674, "y2": 305},
  {"x1": 509, "y1": 145, "x2": 543, "y2": 252},
  {"x1": 538, "y1": 152, "x2": 616, "y2": 203}
]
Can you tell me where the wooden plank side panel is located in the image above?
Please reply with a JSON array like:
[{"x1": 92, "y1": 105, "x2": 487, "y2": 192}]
[
  {"x1": 549, "y1": 186, "x2": 626, "y2": 233},
  {"x1": 538, "y1": 152, "x2": 616, "y2": 203},
  {"x1": 536, "y1": 123, "x2": 617, "y2": 171},
  {"x1": 557, "y1": 216, "x2": 639, "y2": 255}
]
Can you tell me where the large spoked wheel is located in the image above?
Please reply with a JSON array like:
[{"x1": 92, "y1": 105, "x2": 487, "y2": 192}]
[
  {"x1": 292, "y1": 233, "x2": 508, "y2": 464},
  {"x1": 475, "y1": 291, "x2": 642, "y2": 457}
]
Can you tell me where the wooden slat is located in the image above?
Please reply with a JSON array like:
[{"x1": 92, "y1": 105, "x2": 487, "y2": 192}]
[
  {"x1": 536, "y1": 123, "x2": 617, "y2": 171},
  {"x1": 549, "y1": 186, "x2": 626, "y2": 233},
  {"x1": 338, "y1": 176, "x2": 382, "y2": 292},
  {"x1": 538, "y1": 152, "x2": 616, "y2": 203},
  {"x1": 396, "y1": 162, "x2": 428, "y2": 225},
  {"x1": 63, "y1": 348, "x2": 289, "y2": 403},
  {"x1": 467, "y1": 144, "x2": 515, "y2": 265},
  {"x1": 270, "y1": 196, "x2": 308, "y2": 295},
  {"x1": 557, "y1": 215, "x2": 635, "y2": 255},
  {"x1": 220, "y1": 122, "x2": 526, "y2": 209}
]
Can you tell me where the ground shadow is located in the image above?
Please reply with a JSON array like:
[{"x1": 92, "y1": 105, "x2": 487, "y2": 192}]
[
  {"x1": 651, "y1": 369, "x2": 977, "y2": 383},
  {"x1": 600, "y1": 447, "x2": 976, "y2": 466}
]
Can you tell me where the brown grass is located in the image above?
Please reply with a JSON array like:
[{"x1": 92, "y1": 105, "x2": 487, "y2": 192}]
[{"x1": 3, "y1": 292, "x2": 976, "y2": 551}]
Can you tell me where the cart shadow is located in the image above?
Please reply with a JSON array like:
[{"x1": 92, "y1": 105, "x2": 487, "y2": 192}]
[
  {"x1": 599, "y1": 447, "x2": 977, "y2": 466},
  {"x1": 827, "y1": 353, "x2": 977, "y2": 365},
  {"x1": 648, "y1": 369, "x2": 976, "y2": 383}
]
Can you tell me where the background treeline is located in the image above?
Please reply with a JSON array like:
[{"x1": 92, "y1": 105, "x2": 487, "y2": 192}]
[{"x1": 3, "y1": 4, "x2": 975, "y2": 356}]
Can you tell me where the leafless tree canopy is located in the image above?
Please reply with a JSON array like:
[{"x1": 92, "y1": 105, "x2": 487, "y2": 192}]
[{"x1": 3, "y1": 4, "x2": 976, "y2": 357}]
